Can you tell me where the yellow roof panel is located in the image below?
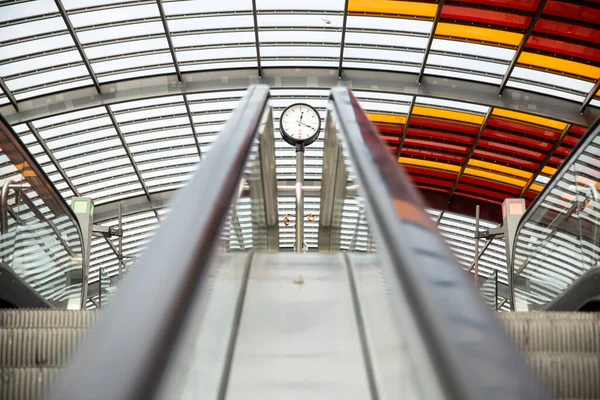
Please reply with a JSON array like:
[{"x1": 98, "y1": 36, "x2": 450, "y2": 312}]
[
  {"x1": 530, "y1": 184, "x2": 544, "y2": 193},
  {"x1": 492, "y1": 109, "x2": 568, "y2": 131},
  {"x1": 348, "y1": 0, "x2": 438, "y2": 18},
  {"x1": 398, "y1": 157, "x2": 461, "y2": 173},
  {"x1": 367, "y1": 113, "x2": 407, "y2": 125},
  {"x1": 412, "y1": 106, "x2": 485, "y2": 125},
  {"x1": 468, "y1": 159, "x2": 532, "y2": 179},
  {"x1": 435, "y1": 23, "x2": 522, "y2": 47},
  {"x1": 464, "y1": 168, "x2": 527, "y2": 187},
  {"x1": 541, "y1": 166, "x2": 557, "y2": 176},
  {"x1": 518, "y1": 52, "x2": 600, "y2": 81}
]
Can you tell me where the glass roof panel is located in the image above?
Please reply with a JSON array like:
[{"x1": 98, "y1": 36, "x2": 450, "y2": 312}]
[
  {"x1": 256, "y1": 0, "x2": 344, "y2": 11},
  {"x1": 6, "y1": 65, "x2": 88, "y2": 91},
  {"x1": 506, "y1": 81, "x2": 586, "y2": 103},
  {"x1": 424, "y1": 68, "x2": 502, "y2": 85},
  {"x1": 260, "y1": 30, "x2": 341, "y2": 44},
  {"x1": 431, "y1": 39, "x2": 515, "y2": 61},
  {"x1": 258, "y1": 14, "x2": 343, "y2": 28},
  {"x1": 76, "y1": 21, "x2": 165, "y2": 44},
  {"x1": 344, "y1": 47, "x2": 423, "y2": 64},
  {"x1": 427, "y1": 54, "x2": 507, "y2": 76},
  {"x1": 1, "y1": 34, "x2": 75, "y2": 60},
  {"x1": 85, "y1": 38, "x2": 170, "y2": 59},
  {"x1": 91, "y1": 53, "x2": 173, "y2": 74},
  {"x1": 14, "y1": 79, "x2": 93, "y2": 101},
  {"x1": 163, "y1": 0, "x2": 252, "y2": 14},
  {"x1": 62, "y1": 0, "x2": 141, "y2": 9},
  {"x1": 176, "y1": 47, "x2": 256, "y2": 63},
  {"x1": 0, "y1": 50, "x2": 82, "y2": 77},
  {"x1": 168, "y1": 15, "x2": 253, "y2": 32},
  {"x1": 345, "y1": 32, "x2": 427, "y2": 49},
  {"x1": 0, "y1": 0, "x2": 57, "y2": 22},
  {"x1": 116, "y1": 105, "x2": 187, "y2": 123},
  {"x1": 416, "y1": 97, "x2": 490, "y2": 114},
  {"x1": 1, "y1": 17, "x2": 66, "y2": 42},
  {"x1": 68, "y1": 4, "x2": 160, "y2": 28},
  {"x1": 510, "y1": 67, "x2": 594, "y2": 93},
  {"x1": 346, "y1": 16, "x2": 432, "y2": 34},
  {"x1": 172, "y1": 31, "x2": 255, "y2": 47}
]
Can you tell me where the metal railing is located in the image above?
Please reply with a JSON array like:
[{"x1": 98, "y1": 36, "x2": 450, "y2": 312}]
[
  {"x1": 48, "y1": 85, "x2": 271, "y2": 400},
  {"x1": 328, "y1": 87, "x2": 549, "y2": 400}
]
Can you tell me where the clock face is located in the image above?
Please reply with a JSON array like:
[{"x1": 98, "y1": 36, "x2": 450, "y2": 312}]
[{"x1": 279, "y1": 103, "x2": 321, "y2": 147}]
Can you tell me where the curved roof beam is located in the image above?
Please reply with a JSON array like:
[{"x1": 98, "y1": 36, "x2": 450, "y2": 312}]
[{"x1": 3, "y1": 68, "x2": 599, "y2": 127}]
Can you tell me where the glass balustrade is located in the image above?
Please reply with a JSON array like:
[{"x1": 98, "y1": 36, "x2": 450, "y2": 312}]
[
  {"x1": 0, "y1": 116, "x2": 84, "y2": 308},
  {"x1": 513, "y1": 120, "x2": 600, "y2": 310}
]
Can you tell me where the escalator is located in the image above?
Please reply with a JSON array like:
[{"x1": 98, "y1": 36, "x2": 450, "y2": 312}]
[{"x1": 1, "y1": 85, "x2": 598, "y2": 399}]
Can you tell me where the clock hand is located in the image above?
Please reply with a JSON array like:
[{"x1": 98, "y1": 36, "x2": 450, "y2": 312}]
[{"x1": 296, "y1": 120, "x2": 313, "y2": 129}]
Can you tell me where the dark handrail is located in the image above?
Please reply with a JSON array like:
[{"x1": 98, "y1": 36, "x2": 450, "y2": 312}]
[
  {"x1": 329, "y1": 87, "x2": 550, "y2": 400},
  {"x1": 48, "y1": 85, "x2": 270, "y2": 400}
]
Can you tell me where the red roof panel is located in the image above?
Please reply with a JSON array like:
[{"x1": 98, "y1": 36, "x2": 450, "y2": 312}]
[
  {"x1": 487, "y1": 118, "x2": 560, "y2": 141},
  {"x1": 477, "y1": 138, "x2": 545, "y2": 160},
  {"x1": 403, "y1": 166, "x2": 458, "y2": 181},
  {"x1": 409, "y1": 117, "x2": 480, "y2": 135},
  {"x1": 441, "y1": 5, "x2": 531, "y2": 29},
  {"x1": 535, "y1": 19, "x2": 600, "y2": 45},
  {"x1": 454, "y1": 192, "x2": 503, "y2": 206},
  {"x1": 414, "y1": 185, "x2": 451, "y2": 195},
  {"x1": 403, "y1": 137, "x2": 469, "y2": 153},
  {"x1": 570, "y1": 125, "x2": 587, "y2": 136},
  {"x1": 407, "y1": 128, "x2": 475, "y2": 145},
  {"x1": 410, "y1": 175, "x2": 455, "y2": 189},
  {"x1": 472, "y1": 150, "x2": 539, "y2": 170},
  {"x1": 562, "y1": 135, "x2": 580, "y2": 147},
  {"x1": 526, "y1": 36, "x2": 600, "y2": 64},
  {"x1": 456, "y1": 183, "x2": 515, "y2": 200},
  {"x1": 482, "y1": 128, "x2": 554, "y2": 151},
  {"x1": 450, "y1": 0, "x2": 540, "y2": 12},
  {"x1": 460, "y1": 175, "x2": 522, "y2": 195},
  {"x1": 401, "y1": 148, "x2": 466, "y2": 163},
  {"x1": 375, "y1": 124, "x2": 404, "y2": 136},
  {"x1": 543, "y1": 1, "x2": 600, "y2": 25}
]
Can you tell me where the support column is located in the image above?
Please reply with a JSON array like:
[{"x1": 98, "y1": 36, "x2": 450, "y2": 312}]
[
  {"x1": 71, "y1": 197, "x2": 94, "y2": 309},
  {"x1": 295, "y1": 145, "x2": 304, "y2": 253}
]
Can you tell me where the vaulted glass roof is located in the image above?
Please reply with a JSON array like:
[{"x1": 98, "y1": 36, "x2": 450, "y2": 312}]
[{"x1": 1, "y1": 0, "x2": 599, "y2": 303}]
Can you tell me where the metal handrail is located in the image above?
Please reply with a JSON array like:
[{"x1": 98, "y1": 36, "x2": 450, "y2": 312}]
[
  {"x1": 0, "y1": 179, "x2": 31, "y2": 235},
  {"x1": 48, "y1": 85, "x2": 271, "y2": 400},
  {"x1": 328, "y1": 87, "x2": 550, "y2": 400}
]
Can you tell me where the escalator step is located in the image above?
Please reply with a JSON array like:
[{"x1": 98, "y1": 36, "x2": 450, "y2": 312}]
[
  {"x1": 0, "y1": 329, "x2": 87, "y2": 367},
  {"x1": 0, "y1": 310, "x2": 97, "y2": 329},
  {"x1": 527, "y1": 353, "x2": 600, "y2": 400},
  {"x1": 500, "y1": 314, "x2": 600, "y2": 353},
  {"x1": 0, "y1": 367, "x2": 62, "y2": 400},
  {"x1": 499, "y1": 312, "x2": 600, "y2": 321}
]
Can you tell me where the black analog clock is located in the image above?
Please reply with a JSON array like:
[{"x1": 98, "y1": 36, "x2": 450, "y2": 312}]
[{"x1": 279, "y1": 103, "x2": 321, "y2": 147}]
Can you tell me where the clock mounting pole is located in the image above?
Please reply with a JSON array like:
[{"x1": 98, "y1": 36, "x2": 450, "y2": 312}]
[{"x1": 295, "y1": 142, "x2": 305, "y2": 253}]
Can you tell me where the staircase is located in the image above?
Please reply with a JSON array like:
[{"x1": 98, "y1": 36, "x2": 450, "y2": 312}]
[
  {"x1": 0, "y1": 309, "x2": 599, "y2": 399},
  {"x1": 499, "y1": 312, "x2": 600, "y2": 400},
  {"x1": 0, "y1": 310, "x2": 97, "y2": 400}
]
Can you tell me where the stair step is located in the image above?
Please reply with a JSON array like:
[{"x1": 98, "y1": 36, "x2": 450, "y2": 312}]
[
  {"x1": 0, "y1": 310, "x2": 97, "y2": 329},
  {"x1": 499, "y1": 313, "x2": 600, "y2": 353},
  {"x1": 0, "y1": 329, "x2": 88, "y2": 367},
  {"x1": 0, "y1": 367, "x2": 62, "y2": 400},
  {"x1": 526, "y1": 353, "x2": 600, "y2": 400}
]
